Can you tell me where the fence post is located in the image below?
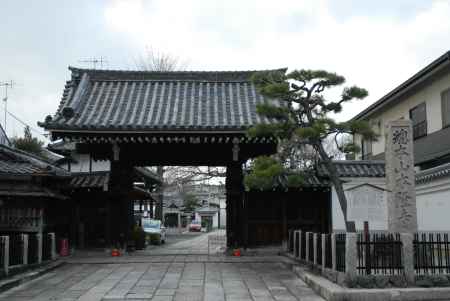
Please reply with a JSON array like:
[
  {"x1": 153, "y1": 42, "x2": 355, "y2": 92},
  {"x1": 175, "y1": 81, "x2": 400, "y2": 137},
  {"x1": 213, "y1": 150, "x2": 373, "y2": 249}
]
[
  {"x1": 49, "y1": 233, "x2": 56, "y2": 260},
  {"x1": 313, "y1": 233, "x2": 318, "y2": 265},
  {"x1": 331, "y1": 233, "x2": 336, "y2": 270},
  {"x1": 400, "y1": 233, "x2": 415, "y2": 284},
  {"x1": 298, "y1": 230, "x2": 302, "y2": 259},
  {"x1": 22, "y1": 234, "x2": 28, "y2": 265},
  {"x1": 305, "y1": 232, "x2": 310, "y2": 263},
  {"x1": 37, "y1": 233, "x2": 42, "y2": 264},
  {"x1": 345, "y1": 232, "x2": 357, "y2": 280},
  {"x1": 2, "y1": 236, "x2": 9, "y2": 276},
  {"x1": 321, "y1": 234, "x2": 326, "y2": 271}
]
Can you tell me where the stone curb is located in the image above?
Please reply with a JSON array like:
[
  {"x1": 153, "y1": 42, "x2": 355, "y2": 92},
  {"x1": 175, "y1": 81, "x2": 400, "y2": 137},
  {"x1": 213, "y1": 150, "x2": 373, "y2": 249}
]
[
  {"x1": 0, "y1": 260, "x2": 65, "y2": 294},
  {"x1": 292, "y1": 265, "x2": 450, "y2": 301}
]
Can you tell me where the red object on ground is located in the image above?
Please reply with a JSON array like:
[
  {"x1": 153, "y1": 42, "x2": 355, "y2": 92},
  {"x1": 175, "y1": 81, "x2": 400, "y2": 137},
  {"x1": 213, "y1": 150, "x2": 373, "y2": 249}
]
[
  {"x1": 59, "y1": 239, "x2": 69, "y2": 256},
  {"x1": 233, "y1": 249, "x2": 241, "y2": 257},
  {"x1": 111, "y1": 249, "x2": 121, "y2": 257}
]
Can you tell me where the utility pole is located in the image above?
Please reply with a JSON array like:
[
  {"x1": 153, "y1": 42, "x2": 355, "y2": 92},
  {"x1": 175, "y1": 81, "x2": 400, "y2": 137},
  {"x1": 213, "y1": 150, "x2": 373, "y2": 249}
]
[
  {"x1": 78, "y1": 57, "x2": 108, "y2": 69},
  {"x1": 0, "y1": 81, "x2": 14, "y2": 132}
]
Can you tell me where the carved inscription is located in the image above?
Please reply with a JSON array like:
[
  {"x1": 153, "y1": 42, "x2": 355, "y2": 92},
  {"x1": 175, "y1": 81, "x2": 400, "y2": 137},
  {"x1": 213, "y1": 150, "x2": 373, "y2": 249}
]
[{"x1": 386, "y1": 120, "x2": 418, "y2": 233}]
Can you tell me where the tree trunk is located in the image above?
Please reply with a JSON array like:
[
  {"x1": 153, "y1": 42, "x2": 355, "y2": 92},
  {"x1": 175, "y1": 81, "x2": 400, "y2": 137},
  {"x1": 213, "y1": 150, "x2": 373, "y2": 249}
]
[{"x1": 316, "y1": 142, "x2": 356, "y2": 232}]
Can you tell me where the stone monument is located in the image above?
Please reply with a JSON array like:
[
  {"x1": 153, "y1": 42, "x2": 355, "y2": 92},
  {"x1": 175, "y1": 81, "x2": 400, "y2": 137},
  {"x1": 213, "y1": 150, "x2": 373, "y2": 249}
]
[{"x1": 385, "y1": 119, "x2": 417, "y2": 233}]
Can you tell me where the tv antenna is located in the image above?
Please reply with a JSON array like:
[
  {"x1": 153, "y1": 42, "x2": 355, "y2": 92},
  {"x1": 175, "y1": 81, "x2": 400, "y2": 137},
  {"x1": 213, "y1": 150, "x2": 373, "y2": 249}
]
[
  {"x1": 78, "y1": 57, "x2": 108, "y2": 69},
  {"x1": 0, "y1": 80, "x2": 15, "y2": 132}
]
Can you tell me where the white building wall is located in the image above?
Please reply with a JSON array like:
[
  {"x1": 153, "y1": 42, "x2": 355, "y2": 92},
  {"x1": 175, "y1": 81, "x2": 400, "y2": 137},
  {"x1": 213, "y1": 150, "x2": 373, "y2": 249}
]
[
  {"x1": 62, "y1": 153, "x2": 110, "y2": 172},
  {"x1": 332, "y1": 176, "x2": 450, "y2": 232},
  {"x1": 416, "y1": 177, "x2": 450, "y2": 231},
  {"x1": 332, "y1": 177, "x2": 387, "y2": 231},
  {"x1": 355, "y1": 71, "x2": 450, "y2": 159}
]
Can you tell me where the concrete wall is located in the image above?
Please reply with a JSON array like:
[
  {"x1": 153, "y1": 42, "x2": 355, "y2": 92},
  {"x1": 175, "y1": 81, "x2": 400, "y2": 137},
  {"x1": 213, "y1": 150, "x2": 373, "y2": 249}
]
[{"x1": 355, "y1": 71, "x2": 450, "y2": 159}]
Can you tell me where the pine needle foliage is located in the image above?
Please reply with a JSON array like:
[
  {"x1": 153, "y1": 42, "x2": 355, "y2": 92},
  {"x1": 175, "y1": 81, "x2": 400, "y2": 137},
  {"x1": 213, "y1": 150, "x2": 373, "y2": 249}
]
[
  {"x1": 11, "y1": 126, "x2": 44, "y2": 156},
  {"x1": 246, "y1": 69, "x2": 377, "y2": 232}
]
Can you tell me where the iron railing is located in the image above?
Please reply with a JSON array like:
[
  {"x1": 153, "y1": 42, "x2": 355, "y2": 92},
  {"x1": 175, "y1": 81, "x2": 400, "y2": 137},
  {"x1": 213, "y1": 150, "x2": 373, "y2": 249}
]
[
  {"x1": 0, "y1": 237, "x2": 6, "y2": 272},
  {"x1": 308, "y1": 234, "x2": 314, "y2": 262},
  {"x1": 300, "y1": 232, "x2": 306, "y2": 260},
  {"x1": 336, "y1": 233, "x2": 346, "y2": 272},
  {"x1": 357, "y1": 233, "x2": 403, "y2": 275},
  {"x1": 294, "y1": 231, "x2": 300, "y2": 257},
  {"x1": 324, "y1": 234, "x2": 332, "y2": 268},
  {"x1": 42, "y1": 233, "x2": 52, "y2": 261},
  {"x1": 28, "y1": 234, "x2": 38, "y2": 264},
  {"x1": 414, "y1": 233, "x2": 450, "y2": 275},
  {"x1": 9, "y1": 234, "x2": 23, "y2": 266},
  {"x1": 317, "y1": 235, "x2": 322, "y2": 265}
]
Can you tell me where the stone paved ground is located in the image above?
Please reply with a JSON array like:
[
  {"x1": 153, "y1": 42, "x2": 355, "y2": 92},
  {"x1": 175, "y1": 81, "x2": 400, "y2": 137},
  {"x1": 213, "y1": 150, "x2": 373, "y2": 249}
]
[{"x1": 0, "y1": 233, "x2": 324, "y2": 301}]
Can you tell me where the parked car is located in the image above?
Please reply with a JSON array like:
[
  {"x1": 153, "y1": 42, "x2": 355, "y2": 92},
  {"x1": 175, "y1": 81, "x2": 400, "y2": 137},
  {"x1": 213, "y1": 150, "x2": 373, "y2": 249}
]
[
  {"x1": 188, "y1": 220, "x2": 202, "y2": 232},
  {"x1": 142, "y1": 218, "x2": 166, "y2": 244}
]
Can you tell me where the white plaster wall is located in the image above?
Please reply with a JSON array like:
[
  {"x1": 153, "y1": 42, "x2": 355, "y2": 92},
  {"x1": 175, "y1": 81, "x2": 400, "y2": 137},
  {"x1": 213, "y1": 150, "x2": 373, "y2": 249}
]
[
  {"x1": 332, "y1": 175, "x2": 450, "y2": 232},
  {"x1": 194, "y1": 212, "x2": 219, "y2": 228},
  {"x1": 332, "y1": 177, "x2": 387, "y2": 231},
  {"x1": 69, "y1": 154, "x2": 110, "y2": 172},
  {"x1": 416, "y1": 177, "x2": 450, "y2": 231},
  {"x1": 355, "y1": 71, "x2": 450, "y2": 159}
]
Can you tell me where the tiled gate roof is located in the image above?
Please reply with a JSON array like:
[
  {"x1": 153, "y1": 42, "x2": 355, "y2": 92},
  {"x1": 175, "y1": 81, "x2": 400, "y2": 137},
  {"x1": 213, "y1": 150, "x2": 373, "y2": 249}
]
[{"x1": 40, "y1": 67, "x2": 286, "y2": 133}]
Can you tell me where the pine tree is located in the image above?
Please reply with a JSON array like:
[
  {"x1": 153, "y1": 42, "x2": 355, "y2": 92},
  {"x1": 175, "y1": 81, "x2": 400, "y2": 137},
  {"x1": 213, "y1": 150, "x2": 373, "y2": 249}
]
[
  {"x1": 11, "y1": 126, "x2": 44, "y2": 155},
  {"x1": 246, "y1": 69, "x2": 377, "y2": 232}
]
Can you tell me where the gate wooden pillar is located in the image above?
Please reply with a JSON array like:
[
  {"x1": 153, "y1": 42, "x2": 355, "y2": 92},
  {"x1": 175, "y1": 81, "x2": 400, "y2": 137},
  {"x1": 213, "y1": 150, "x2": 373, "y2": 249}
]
[
  {"x1": 226, "y1": 162, "x2": 244, "y2": 248},
  {"x1": 109, "y1": 161, "x2": 134, "y2": 249}
]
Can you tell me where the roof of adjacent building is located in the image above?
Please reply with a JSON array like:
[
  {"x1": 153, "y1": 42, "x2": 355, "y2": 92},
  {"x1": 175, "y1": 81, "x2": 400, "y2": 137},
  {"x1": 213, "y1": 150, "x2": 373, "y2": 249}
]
[
  {"x1": 40, "y1": 67, "x2": 286, "y2": 134},
  {"x1": 70, "y1": 171, "x2": 109, "y2": 190},
  {"x1": 352, "y1": 50, "x2": 450, "y2": 121},
  {"x1": 70, "y1": 170, "x2": 154, "y2": 199},
  {"x1": 416, "y1": 162, "x2": 450, "y2": 184},
  {"x1": 0, "y1": 144, "x2": 70, "y2": 178},
  {"x1": 317, "y1": 160, "x2": 386, "y2": 178},
  {"x1": 317, "y1": 160, "x2": 450, "y2": 185},
  {"x1": 0, "y1": 124, "x2": 10, "y2": 147}
]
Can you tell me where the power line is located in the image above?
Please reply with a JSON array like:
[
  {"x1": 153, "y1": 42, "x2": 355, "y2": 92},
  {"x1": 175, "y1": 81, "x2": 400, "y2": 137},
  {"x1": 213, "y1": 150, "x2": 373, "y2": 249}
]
[
  {"x1": 78, "y1": 57, "x2": 108, "y2": 69},
  {"x1": 6, "y1": 110, "x2": 47, "y2": 138}
]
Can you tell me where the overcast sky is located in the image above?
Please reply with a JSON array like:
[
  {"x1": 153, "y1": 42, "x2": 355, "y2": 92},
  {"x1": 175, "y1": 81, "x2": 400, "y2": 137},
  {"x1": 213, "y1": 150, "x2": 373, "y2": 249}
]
[{"x1": 1, "y1": 0, "x2": 449, "y2": 142}]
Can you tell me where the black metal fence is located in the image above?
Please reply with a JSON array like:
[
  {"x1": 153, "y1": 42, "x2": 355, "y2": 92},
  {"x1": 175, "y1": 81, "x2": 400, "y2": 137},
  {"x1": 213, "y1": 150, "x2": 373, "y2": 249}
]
[
  {"x1": 414, "y1": 233, "x2": 450, "y2": 275},
  {"x1": 0, "y1": 237, "x2": 6, "y2": 271},
  {"x1": 294, "y1": 231, "x2": 300, "y2": 257},
  {"x1": 9, "y1": 234, "x2": 23, "y2": 266},
  {"x1": 357, "y1": 233, "x2": 403, "y2": 275},
  {"x1": 317, "y1": 235, "x2": 322, "y2": 265},
  {"x1": 324, "y1": 234, "x2": 332, "y2": 269},
  {"x1": 28, "y1": 234, "x2": 39, "y2": 265},
  {"x1": 288, "y1": 230, "x2": 294, "y2": 253},
  {"x1": 336, "y1": 233, "x2": 346, "y2": 272},
  {"x1": 300, "y1": 231, "x2": 306, "y2": 260},
  {"x1": 42, "y1": 234, "x2": 52, "y2": 261},
  {"x1": 308, "y1": 233, "x2": 314, "y2": 262}
]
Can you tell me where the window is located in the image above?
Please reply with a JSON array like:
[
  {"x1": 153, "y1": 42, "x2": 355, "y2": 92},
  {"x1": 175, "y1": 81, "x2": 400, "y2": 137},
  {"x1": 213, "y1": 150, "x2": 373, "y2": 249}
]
[
  {"x1": 409, "y1": 103, "x2": 427, "y2": 139},
  {"x1": 361, "y1": 139, "x2": 372, "y2": 160},
  {"x1": 442, "y1": 88, "x2": 450, "y2": 128}
]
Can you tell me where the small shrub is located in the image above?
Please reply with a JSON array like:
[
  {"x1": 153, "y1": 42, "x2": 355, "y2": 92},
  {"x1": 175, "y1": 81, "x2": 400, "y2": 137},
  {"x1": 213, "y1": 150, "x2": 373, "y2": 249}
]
[
  {"x1": 356, "y1": 275, "x2": 375, "y2": 289},
  {"x1": 375, "y1": 276, "x2": 390, "y2": 288},
  {"x1": 146, "y1": 233, "x2": 161, "y2": 245},
  {"x1": 389, "y1": 275, "x2": 407, "y2": 288},
  {"x1": 132, "y1": 226, "x2": 146, "y2": 250}
]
